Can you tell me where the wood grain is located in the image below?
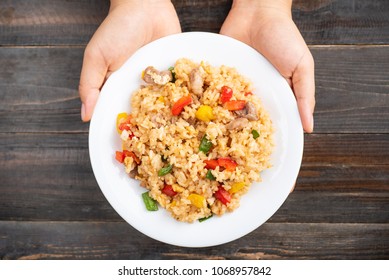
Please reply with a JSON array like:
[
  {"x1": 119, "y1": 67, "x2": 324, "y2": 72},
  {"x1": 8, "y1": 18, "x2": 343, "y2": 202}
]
[
  {"x1": 0, "y1": 0, "x2": 387, "y2": 262},
  {"x1": 173, "y1": 0, "x2": 231, "y2": 33},
  {"x1": 293, "y1": 0, "x2": 389, "y2": 44},
  {"x1": 0, "y1": 133, "x2": 388, "y2": 222},
  {"x1": 311, "y1": 46, "x2": 389, "y2": 133},
  {"x1": 302, "y1": 134, "x2": 389, "y2": 165},
  {"x1": 0, "y1": 47, "x2": 85, "y2": 132},
  {"x1": 0, "y1": 0, "x2": 109, "y2": 45},
  {"x1": 0, "y1": 46, "x2": 389, "y2": 133},
  {"x1": 0, "y1": 221, "x2": 388, "y2": 259},
  {"x1": 1, "y1": 0, "x2": 389, "y2": 45}
]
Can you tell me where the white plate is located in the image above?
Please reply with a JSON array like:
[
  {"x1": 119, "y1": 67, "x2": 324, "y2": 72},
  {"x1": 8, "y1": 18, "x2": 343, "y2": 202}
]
[{"x1": 89, "y1": 32, "x2": 303, "y2": 247}]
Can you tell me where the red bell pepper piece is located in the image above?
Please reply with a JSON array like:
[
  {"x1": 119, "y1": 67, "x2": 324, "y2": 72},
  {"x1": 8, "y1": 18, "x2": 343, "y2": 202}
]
[
  {"x1": 171, "y1": 95, "x2": 192, "y2": 116},
  {"x1": 204, "y1": 159, "x2": 219, "y2": 170},
  {"x1": 123, "y1": 150, "x2": 141, "y2": 164},
  {"x1": 217, "y1": 158, "x2": 238, "y2": 171},
  {"x1": 220, "y1": 86, "x2": 233, "y2": 103},
  {"x1": 117, "y1": 114, "x2": 132, "y2": 131},
  {"x1": 119, "y1": 122, "x2": 131, "y2": 131},
  {"x1": 161, "y1": 185, "x2": 177, "y2": 197},
  {"x1": 214, "y1": 186, "x2": 231, "y2": 205},
  {"x1": 115, "y1": 151, "x2": 125, "y2": 163},
  {"x1": 224, "y1": 100, "x2": 246, "y2": 111}
]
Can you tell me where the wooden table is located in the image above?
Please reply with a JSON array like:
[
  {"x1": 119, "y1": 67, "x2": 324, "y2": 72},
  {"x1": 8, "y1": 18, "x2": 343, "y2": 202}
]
[{"x1": 1, "y1": 0, "x2": 388, "y2": 259}]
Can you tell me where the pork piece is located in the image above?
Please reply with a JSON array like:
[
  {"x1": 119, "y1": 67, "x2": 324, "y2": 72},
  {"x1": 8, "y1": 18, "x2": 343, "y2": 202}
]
[
  {"x1": 226, "y1": 117, "x2": 249, "y2": 131},
  {"x1": 189, "y1": 68, "x2": 204, "y2": 95},
  {"x1": 128, "y1": 167, "x2": 139, "y2": 179},
  {"x1": 143, "y1": 66, "x2": 172, "y2": 85},
  {"x1": 235, "y1": 101, "x2": 258, "y2": 121}
]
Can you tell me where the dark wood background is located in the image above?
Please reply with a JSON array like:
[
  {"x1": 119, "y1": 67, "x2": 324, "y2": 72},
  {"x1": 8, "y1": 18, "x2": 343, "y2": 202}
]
[{"x1": 0, "y1": 0, "x2": 388, "y2": 259}]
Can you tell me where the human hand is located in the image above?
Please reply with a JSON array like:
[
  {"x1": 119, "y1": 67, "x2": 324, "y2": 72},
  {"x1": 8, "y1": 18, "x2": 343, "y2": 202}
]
[
  {"x1": 220, "y1": 0, "x2": 315, "y2": 133},
  {"x1": 79, "y1": 0, "x2": 181, "y2": 121}
]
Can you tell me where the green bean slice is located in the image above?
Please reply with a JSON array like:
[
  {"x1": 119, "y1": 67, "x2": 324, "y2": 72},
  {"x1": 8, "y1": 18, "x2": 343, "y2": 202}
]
[{"x1": 142, "y1": 192, "x2": 158, "y2": 211}]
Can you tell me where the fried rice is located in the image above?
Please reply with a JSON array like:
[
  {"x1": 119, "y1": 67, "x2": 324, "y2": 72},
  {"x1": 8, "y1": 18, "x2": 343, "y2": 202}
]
[{"x1": 115, "y1": 58, "x2": 274, "y2": 223}]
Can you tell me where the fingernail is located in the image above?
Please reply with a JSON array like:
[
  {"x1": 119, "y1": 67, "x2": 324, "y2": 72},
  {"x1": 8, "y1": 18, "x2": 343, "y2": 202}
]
[{"x1": 81, "y1": 103, "x2": 86, "y2": 121}]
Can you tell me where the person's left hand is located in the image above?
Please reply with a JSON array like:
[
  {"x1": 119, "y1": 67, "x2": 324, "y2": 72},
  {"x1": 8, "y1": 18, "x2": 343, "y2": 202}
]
[{"x1": 220, "y1": 0, "x2": 315, "y2": 132}]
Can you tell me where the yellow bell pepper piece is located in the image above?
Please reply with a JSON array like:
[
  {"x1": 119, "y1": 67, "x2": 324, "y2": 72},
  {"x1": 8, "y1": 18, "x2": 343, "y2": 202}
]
[
  {"x1": 229, "y1": 182, "x2": 246, "y2": 194},
  {"x1": 188, "y1": 193, "x2": 206, "y2": 208},
  {"x1": 195, "y1": 105, "x2": 215, "y2": 122},
  {"x1": 157, "y1": 96, "x2": 165, "y2": 103},
  {"x1": 116, "y1": 112, "x2": 128, "y2": 134},
  {"x1": 169, "y1": 200, "x2": 177, "y2": 208}
]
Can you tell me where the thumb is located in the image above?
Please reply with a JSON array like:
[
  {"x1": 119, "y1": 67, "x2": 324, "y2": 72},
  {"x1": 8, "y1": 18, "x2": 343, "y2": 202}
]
[
  {"x1": 79, "y1": 45, "x2": 108, "y2": 122},
  {"x1": 292, "y1": 50, "x2": 315, "y2": 133}
]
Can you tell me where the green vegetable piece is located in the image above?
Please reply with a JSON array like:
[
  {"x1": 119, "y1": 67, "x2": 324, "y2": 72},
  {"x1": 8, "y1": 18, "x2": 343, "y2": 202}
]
[
  {"x1": 206, "y1": 170, "x2": 216, "y2": 181},
  {"x1": 142, "y1": 192, "x2": 158, "y2": 211},
  {"x1": 251, "y1": 129, "x2": 260, "y2": 139},
  {"x1": 168, "y1": 66, "x2": 176, "y2": 82},
  {"x1": 199, "y1": 214, "x2": 213, "y2": 222},
  {"x1": 199, "y1": 135, "x2": 213, "y2": 154},
  {"x1": 158, "y1": 164, "x2": 173, "y2": 176}
]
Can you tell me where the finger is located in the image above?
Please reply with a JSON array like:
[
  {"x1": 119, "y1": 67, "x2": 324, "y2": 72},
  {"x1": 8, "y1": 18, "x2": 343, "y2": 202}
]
[
  {"x1": 292, "y1": 50, "x2": 315, "y2": 133},
  {"x1": 285, "y1": 77, "x2": 292, "y2": 88},
  {"x1": 290, "y1": 181, "x2": 296, "y2": 193},
  {"x1": 79, "y1": 44, "x2": 108, "y2": 122}
]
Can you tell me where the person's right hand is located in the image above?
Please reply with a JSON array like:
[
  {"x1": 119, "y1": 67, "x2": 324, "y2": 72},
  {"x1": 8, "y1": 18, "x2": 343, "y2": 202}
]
[{"x1": 79, "y1": 0, "x2": 181, "y2": 122}]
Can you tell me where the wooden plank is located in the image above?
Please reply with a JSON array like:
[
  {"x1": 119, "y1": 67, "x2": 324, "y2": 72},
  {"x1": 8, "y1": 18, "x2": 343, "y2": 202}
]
[
  {"x1": 0, "y1": 221, "x2": 387, "y2": 259},
  {"x1": 0, "y1": 133, "x2": 120, "y2": 221},
  {"x1": 293, "y1": 0, "x2": 389, "y2": 44},
  {"x1": 0, "y1": 0, "x2": 109, "y2": 45},
  {"x1": 0, "y1": 46, "x2": 389, "y2": 133},
  {"x1": 297, "y1": 165, "x2": 389, "y2": 192},
  {"x1": 298, "y1": 134, "x2": 389, "y2": 190},
  {"x1": 311, "y1": 46, "x2": 389, "y2": 133},
  {"x1": 0, "y1": 47, "x2": 86, "y2": 133},
  {"x1": 1, "y1": 0, "x2": 389, "y2": 46},
  {"x1": 0, "y1": 133, "x2": 388, "y2": 222},
  {"x1": 173, "y1": 0, "x2": 231, "y2": 33},
  {"x1": 303, "y1": 133, "x2": 389, "y2": 165},
  {"x1": 272, "y1": 191, "x2": 389, "y2": 223}
]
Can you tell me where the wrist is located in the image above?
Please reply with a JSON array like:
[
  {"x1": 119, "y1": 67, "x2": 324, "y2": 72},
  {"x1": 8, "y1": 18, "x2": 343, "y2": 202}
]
[
  {"x1": 232, "y1": 0, "x2": 292, "y2": 16},
  {"x1": 110, "y1": 0, "x2": 172, "y2": 10}
]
